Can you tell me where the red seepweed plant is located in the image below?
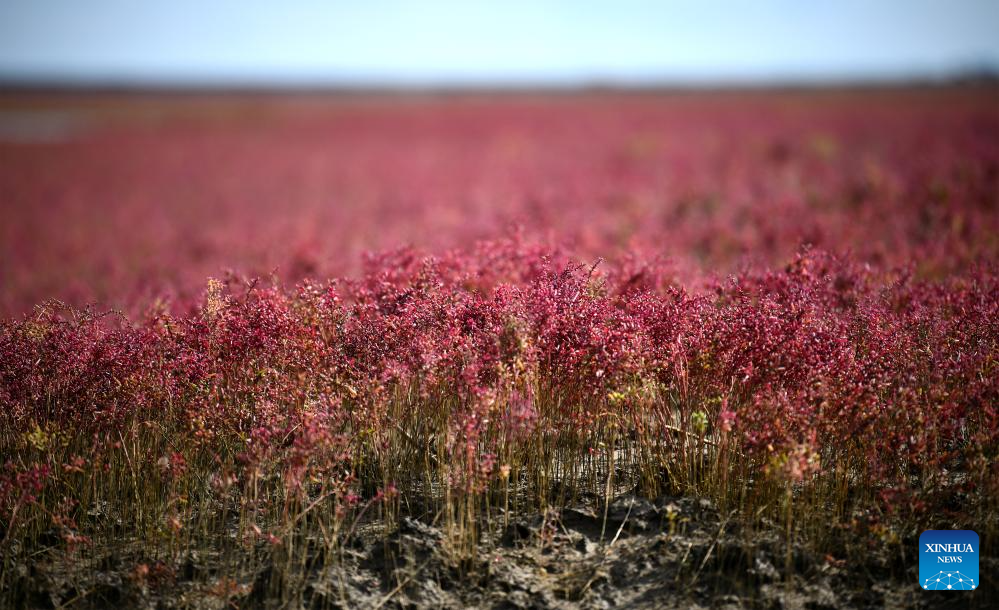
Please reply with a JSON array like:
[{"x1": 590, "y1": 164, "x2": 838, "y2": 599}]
[{"x1": 1, "y1": 239, "x2": 996, "y2": 604}]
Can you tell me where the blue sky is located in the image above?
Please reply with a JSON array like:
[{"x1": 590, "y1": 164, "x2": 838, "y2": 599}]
[{"x1": 1, "y1": 0, "x2": 998, "y2": 85}]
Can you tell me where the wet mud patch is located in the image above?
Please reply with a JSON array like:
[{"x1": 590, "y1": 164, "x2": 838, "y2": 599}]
[{"x1": 10, "y1": 495, "x2": 994, "y2": 609}]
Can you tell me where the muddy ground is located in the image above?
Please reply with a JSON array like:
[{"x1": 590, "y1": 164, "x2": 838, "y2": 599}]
[{"x1": 13, "y1": 495, "x2": 995, "y2": 609}]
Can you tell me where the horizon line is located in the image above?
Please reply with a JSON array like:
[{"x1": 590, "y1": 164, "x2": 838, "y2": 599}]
[{"x1": 2, "y1": 67, "x2": 997, "y2": 95}]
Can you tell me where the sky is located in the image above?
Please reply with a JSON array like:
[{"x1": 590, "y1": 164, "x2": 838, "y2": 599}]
[{"x1": 1, "y1": 0, "x2": 998, "y2": 86}]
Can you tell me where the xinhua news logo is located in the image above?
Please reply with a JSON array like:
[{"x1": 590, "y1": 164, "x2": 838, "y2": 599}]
[{"x1": 919, "y1": 530, "x2": 979, "y2": 591}]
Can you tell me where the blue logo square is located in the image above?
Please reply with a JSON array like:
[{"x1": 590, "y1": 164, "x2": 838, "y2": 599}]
[{"x1": 919, "y1": 530, "x2": 979, "y2": 591}]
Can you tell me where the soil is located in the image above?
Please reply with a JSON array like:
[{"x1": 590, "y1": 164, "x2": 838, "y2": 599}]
[{"x1": 12, "y1": 495, "x2": 995, "y2": 609}]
